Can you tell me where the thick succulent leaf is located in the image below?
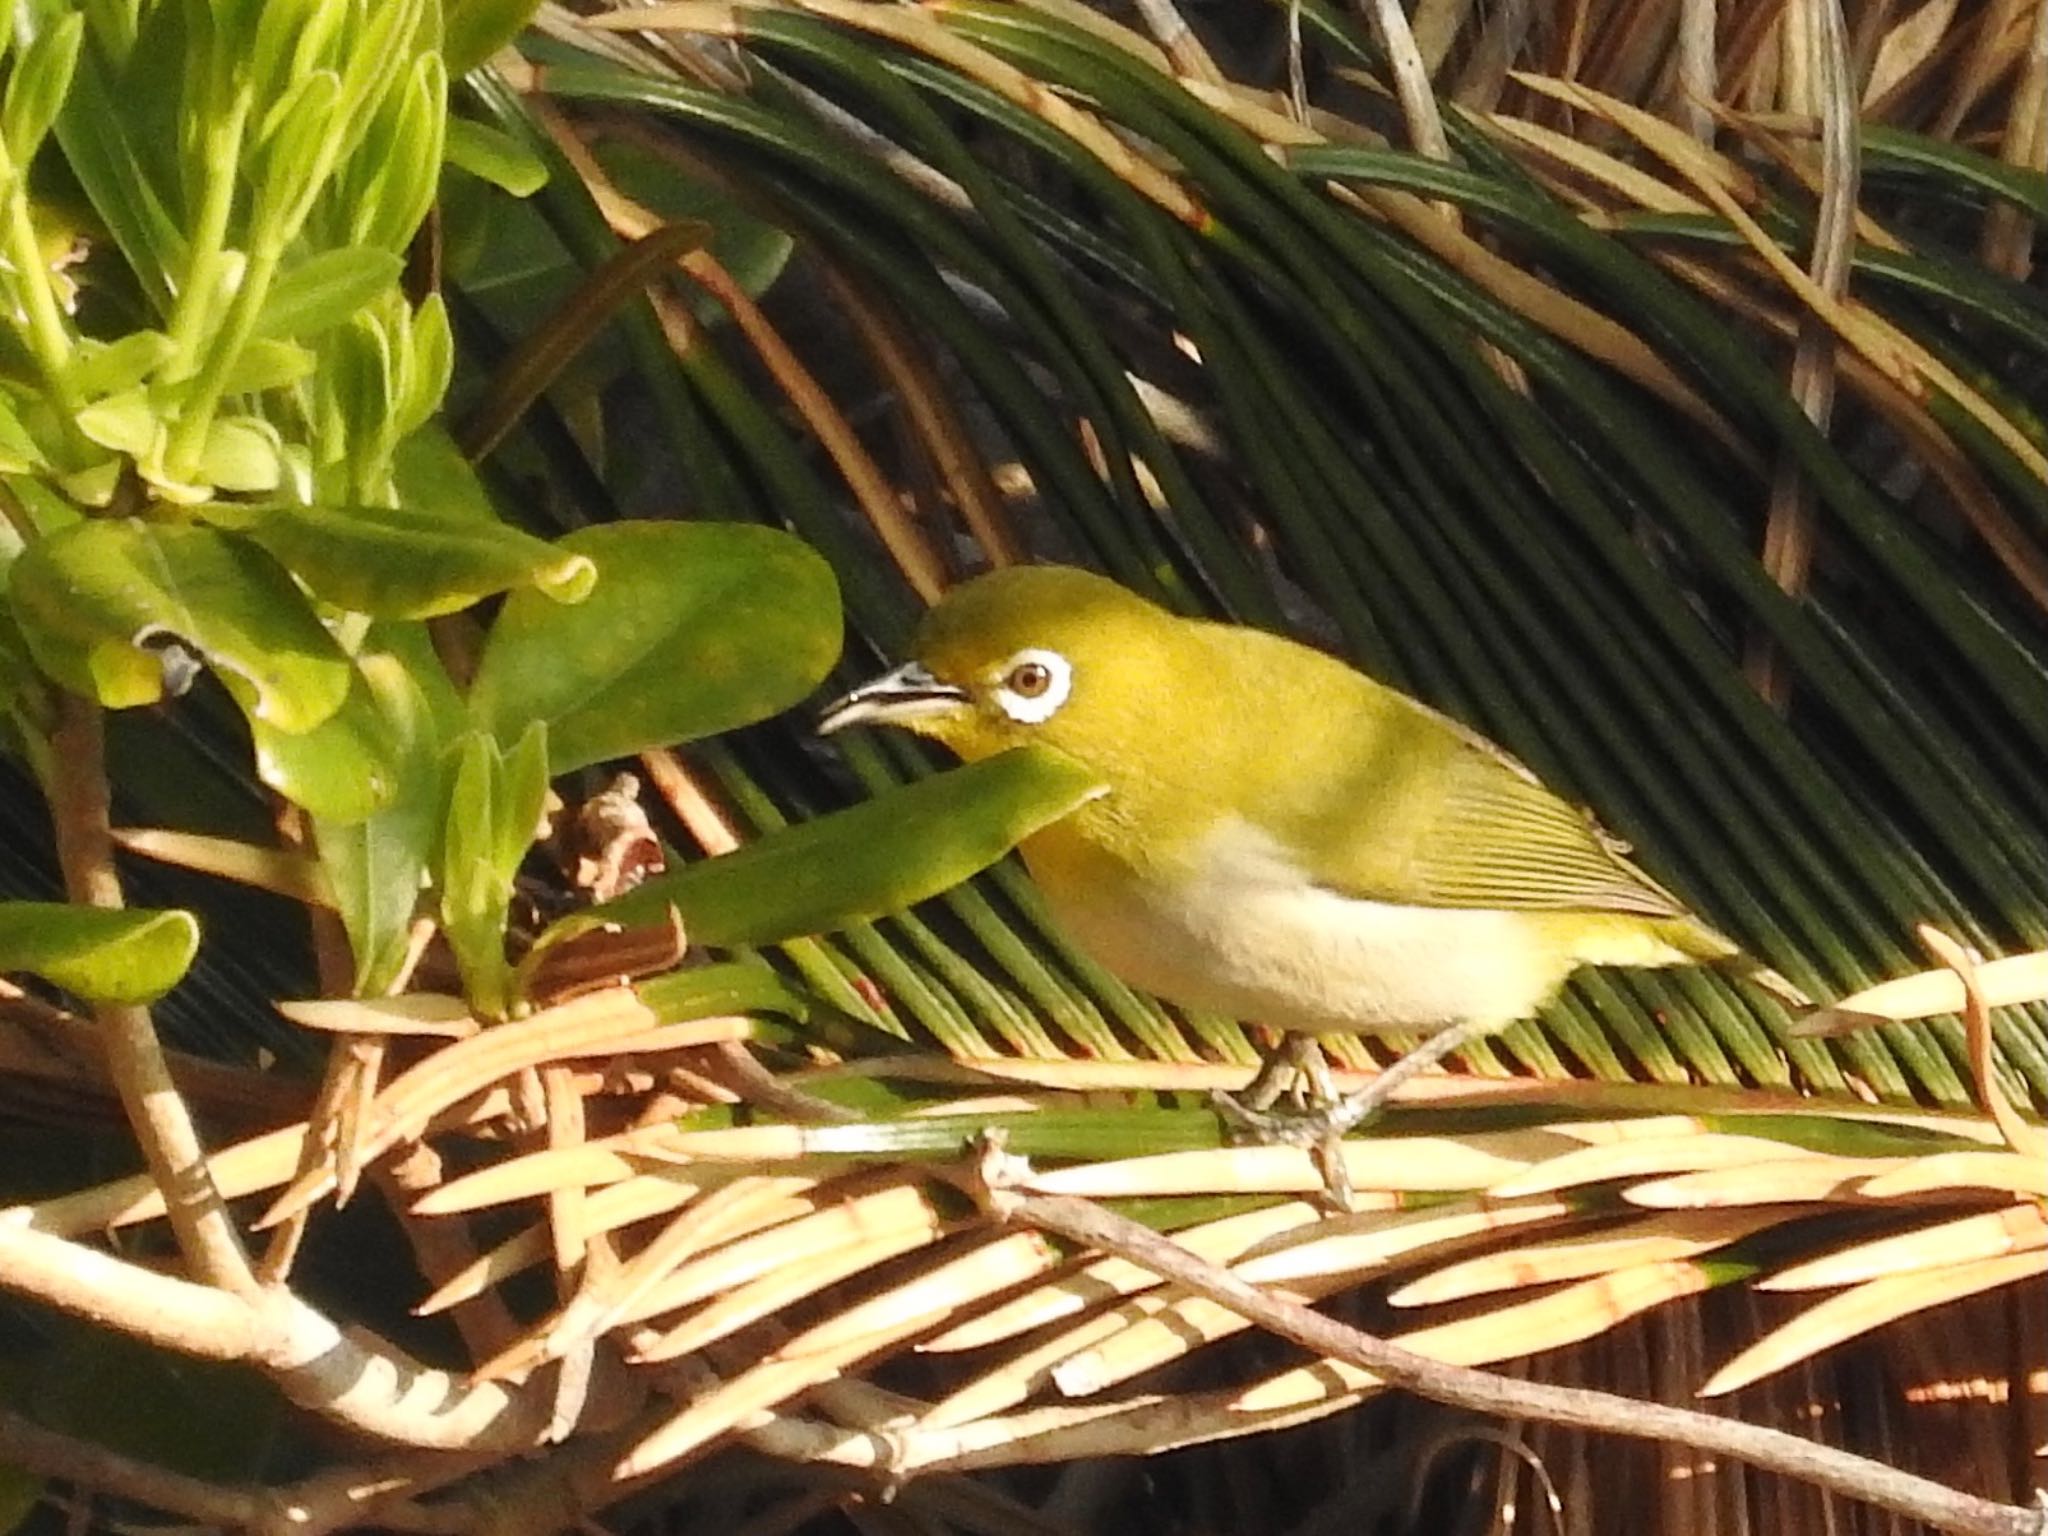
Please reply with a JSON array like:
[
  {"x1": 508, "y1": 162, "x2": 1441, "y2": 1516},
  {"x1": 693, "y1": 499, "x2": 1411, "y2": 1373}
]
[
  {"x1": 439, "y1": 723, "x2": 549, "y2": 1016},
  {"x1": 204, "y1": 500, "x2": 595, "y2": 619},
  {"x1": 443, "y1": 0, "x2": 545, "y2": 77},
  {"x1": 469, "y1": 521, "x2": 840, "y2": 773},
  {"x1": 8, "y1": 518, "x2": 351, "y2": 732},
  {"x1": 443, "y1": 116, "x2": 548, "y2": 196},
  {"x1": 0, "y1": 901, "x2": 199, "y2": 1004},
  {"x1": 256, "y1": 248, "x2": 406, "y2": 339},
  {"x1": 314, "y1": 643, "x2": 454, "y2": 993},
  {"x1": 597, "y1": 745, "x2": 1106, "y2": 949}
]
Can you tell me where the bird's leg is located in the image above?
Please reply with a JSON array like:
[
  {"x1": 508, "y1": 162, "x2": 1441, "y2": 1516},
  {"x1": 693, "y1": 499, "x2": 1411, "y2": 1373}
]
[
  {"x1": 1231, "y1": 1031, "x2": 1323, "y2": 1113},
  {"x1": 1316, "y1": 1015, "x2": 1501, "y2": 1137},
  {"x1": 1213, "y1": 1035, "x2": 1359, "y2": 1210}
]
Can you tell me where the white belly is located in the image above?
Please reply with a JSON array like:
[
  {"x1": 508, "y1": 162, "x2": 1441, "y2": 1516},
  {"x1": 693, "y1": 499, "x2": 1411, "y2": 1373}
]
[{"x1": 1033, "y1": 818, "x2": 1577, "y2": 1035}]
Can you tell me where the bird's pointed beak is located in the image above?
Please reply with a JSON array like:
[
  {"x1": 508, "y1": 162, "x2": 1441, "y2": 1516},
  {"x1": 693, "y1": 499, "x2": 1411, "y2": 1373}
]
[{"x1": 818, "y1": 661, "x2": 970, "y2": 735}]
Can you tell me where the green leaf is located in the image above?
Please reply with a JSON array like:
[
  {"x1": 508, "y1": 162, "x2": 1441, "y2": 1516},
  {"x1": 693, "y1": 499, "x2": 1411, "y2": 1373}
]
[
  {"x1": 314, "y1": 645, "x2": 447, "y2": 989},
  {"x1": 350, "y1": 53, "x2": 444, "y2": 254},
  {"x1": 598, "y1": 746, "x2": 1107, "y2": 948},
  {"x1": 213, "y1": 501, "x2": 596, "y2": 618},
  {"x1": 251, "y1": 656, "x2": 402, "y2": 821},
  {"x1": 218, "y1": 338, "x2": 317, "y2": 394},
  {"x1": 198, "y1": 415, "x2": 284, "y2": 492},
  {"x1": 256, "y1": 247, "x2": 404, "y2": 339},
  {"x1": 443, "y1": 0, "x2": 544, "y2": 76},
  {"x1": 3, "y1": 11, "x2": 83, "y2": 166},
  {"x1": 53, "y1": 36, "x2": 187, "y2": 313},
  {"x1": 0, "y1": 901, "x2": 199, "y2": 1003},
  {"x1": 250, "y1": 0, "x2": 334, "y2": 105},
  {"x1": 392, "y1": 423, "x2": 497, "y2": 522},
  {"x1": 0, "y1": 391, "x2": 45, "y2": 474},
  {"x1": 443, "y1": 115, "x2": 547, "y2": 196},
  {"x1": 8, "y1": 518, "x2": 351, "y2": 729},
  {"x1": 469, "y1": 522, "x2": 841, "y2": 774},
  {"x1": 254, "y1": 68, "x2": 341, "y2": 243},
  {"x1": 439, "y1": 722, "x2": 547, "y2": 1015},
  {"x1": 327, "y1": 308, "x2": 393, "y2": 449},
  {"x1": 67, "y1": 331, "x2": 175, "y2": 398},
  {"x1": 74, "y1": 389, "x2": 158, "y2": 456},
  {"x1": 399, "y1": 292, "x2": 453, "y2": 435}
]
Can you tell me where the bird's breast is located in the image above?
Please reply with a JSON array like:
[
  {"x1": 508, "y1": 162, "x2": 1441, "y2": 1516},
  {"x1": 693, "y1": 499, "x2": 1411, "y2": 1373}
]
[{"x1": 1021, "y1": 815, "x2": 1580, "y2": 1034}]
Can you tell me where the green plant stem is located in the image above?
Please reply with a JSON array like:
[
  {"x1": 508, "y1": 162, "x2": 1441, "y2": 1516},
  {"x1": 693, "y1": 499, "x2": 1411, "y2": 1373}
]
[
  {"x1": 1, "y1": 179, "x2": 79, "y2": 418},
  {"x1": 163, "y1": 88, "x2": 253, "y2": 373},
  {"x1": 162, "y1": 243, "x2": 281, "y2": 484},
  {"x1": 44, "y1": 692, "x2": 258, "y2": 1298}
]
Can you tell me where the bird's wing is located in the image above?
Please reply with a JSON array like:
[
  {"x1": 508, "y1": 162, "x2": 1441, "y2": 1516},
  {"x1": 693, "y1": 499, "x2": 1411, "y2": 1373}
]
[{"x1": 1301, "y1": 694, "x2": 1689, "y2": 918}]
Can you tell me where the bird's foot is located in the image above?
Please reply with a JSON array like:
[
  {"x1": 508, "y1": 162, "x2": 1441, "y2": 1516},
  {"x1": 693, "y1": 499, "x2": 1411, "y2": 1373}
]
[
  {"x1": 1213, "y1": 1036, "x2": 1361, "y2": 1210},
  {"x1": 1215, "y1": 1019, "x2": 1505, "y2": 1209}
]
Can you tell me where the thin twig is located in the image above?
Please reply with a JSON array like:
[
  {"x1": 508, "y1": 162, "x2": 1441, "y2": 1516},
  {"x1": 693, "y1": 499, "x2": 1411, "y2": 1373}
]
[
  {"x1": 961, "y1": 1140, "x2": 2047, "y2": 1536},
  {"x1": 45, "y1": 694, "x2": 257, "y2": 1296}
]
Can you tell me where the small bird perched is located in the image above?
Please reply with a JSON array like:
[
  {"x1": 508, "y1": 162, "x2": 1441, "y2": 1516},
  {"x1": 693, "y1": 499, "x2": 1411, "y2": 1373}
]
[{"x1": 820, "y1": 565, "x2": 1805, "y2": 1172}]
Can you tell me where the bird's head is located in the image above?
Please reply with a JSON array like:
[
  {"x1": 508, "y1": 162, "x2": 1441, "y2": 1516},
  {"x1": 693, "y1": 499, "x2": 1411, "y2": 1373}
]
[{"x1": 819, "y1": 565, "x2": 1173, "y2": 769}]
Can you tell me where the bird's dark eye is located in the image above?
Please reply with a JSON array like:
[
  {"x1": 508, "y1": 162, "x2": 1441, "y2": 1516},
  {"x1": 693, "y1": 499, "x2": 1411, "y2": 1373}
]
[{"x1": 1006, "y1": 660, "x2": 1053, "y2": 698}]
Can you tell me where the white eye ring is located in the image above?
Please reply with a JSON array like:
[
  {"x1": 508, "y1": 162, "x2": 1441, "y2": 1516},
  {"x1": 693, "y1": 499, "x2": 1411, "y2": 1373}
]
[{"x1": 992, "y1": 648, "x2": 1072, "y2": 724}]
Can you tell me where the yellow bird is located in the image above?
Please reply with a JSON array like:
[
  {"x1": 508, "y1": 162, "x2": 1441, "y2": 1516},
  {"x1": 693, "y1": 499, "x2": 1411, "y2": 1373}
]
[{"x1": 820, "y1": 565, "x2": 1805, "y2": 1152}]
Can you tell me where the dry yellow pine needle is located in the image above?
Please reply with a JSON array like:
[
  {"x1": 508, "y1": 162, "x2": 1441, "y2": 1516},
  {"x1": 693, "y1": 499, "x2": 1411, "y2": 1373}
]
[
  {"x1": 1479, "y1": 112, "x2": 1712, "y2": 214},
  {"x1": 416, "y1": 1170, "x2": 722, "y2": 1316},
  {"x1": 1322, "y1": 177, "x2": 1748, "y2": 460},
  {"x1": 1701, "y1": 1251, "x2": 2048, "y2": 1397},
  {"x1": 1179, "y1": 79, "x2": 1329, "y2": 145},
  {"x1": 277, "y1": 995, "x2": 480, "y2": 1039},
  {"x1": 1015, "y1": 0, "x2": 1173, "y2": 74},
  {"x1": 1227, "y1": 1259, "x2": 1720, "y2": 1416},
  {"x1": 262, "y1": 991, "x2": 741, "y2": 1226},
  {"x1": 1626, "y1": 1155, "x2": 1910, "y2": 1207},
  {"x1": 1857, "y1": 1150, "x2": 2048, "y2": 1200},
  {"x1": 912, "y1": 1390, "x2": 1346, "y2": 1473},
  {"x1": 1391, "y1": 1207, "x2": 1787, "y2": 1305},
  {"x1": 1050, "y1": 1287, "x2": 1316, "y2": 1400},
  {"x1": 412, "y1": 1122, "x2": 701, "y2": 1215},
  {"x1": 1044, "y1": 1212, "x2": 1593, "y2": 1401},
  {"x1": 1486, "y1": 1131, "x2": 1822, "y2": 1198},
  {"x1": 113, "y1": 828, "x2": 332, "y2": 907},
  {"x1": 652, "y1": 1124, "x2": 816, "y2": 1161},
  {"x1": 616, "y1": 1229, "x2": 1063, "y2": 1478},
  {"x1": 1916, "y1": 926, "x2": 2048, "y2": 1162},
  {"x1": 1809, "y1": 949, "x2": 2048, "y2": 1026},
  {"x1": 921, "y1": 1197, "x2": 1568, "y2": 1429},
  {"x1": 27, "y1": 1123, "x2": 307, "y2": 1236},
  {"x1": 1051, "y1": 1225, "x2": 1713, "y2": 1403},
  {"x1": 926, "y1": 1284, "x2": 1197, "y2": 1429},
  {"x1": 1759, "y1": 1204, "x2": 2048, "y2": 1292},
  {"x1": 619, "y1": 1178, "x2": 950, "y2": 1330},
  {"x1": 1866, "y1": 0, "x2": 1963, "y2": 102},
  {"x1": 593, "y1": 0, "x2": 1207, "y2": 231},
  {"x1": 921, "y1": 1200, "x2": 1325, "y2": 1352},
  {"x1": 475, "y1": 1174, "x2": 817, "y2": 1381},
  {"x1": 1513, "y1": 71, "x2": 2048, "y2": 525},
  {"x1": 1028, "y1": 1132, "x2": 1554, "y2": 1199},
  {"x1": 1230, "y1": 1196, "x2": 1573, "y2": 1289},
  {"x1": 632, "y1": 1200, "x2": 960, "y2": 1362}
]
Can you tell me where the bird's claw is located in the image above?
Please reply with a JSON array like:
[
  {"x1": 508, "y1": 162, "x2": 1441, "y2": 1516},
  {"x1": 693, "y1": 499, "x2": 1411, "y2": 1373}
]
[{"x1": 1210, "y1": 1089, "x2": 1368, "y2": 1211}]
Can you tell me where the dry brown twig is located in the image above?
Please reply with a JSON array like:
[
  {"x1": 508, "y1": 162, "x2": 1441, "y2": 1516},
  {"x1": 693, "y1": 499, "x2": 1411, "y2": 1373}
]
[{"x1": 957, "y1": 1133, "x2": 2048, "y2": 1536}]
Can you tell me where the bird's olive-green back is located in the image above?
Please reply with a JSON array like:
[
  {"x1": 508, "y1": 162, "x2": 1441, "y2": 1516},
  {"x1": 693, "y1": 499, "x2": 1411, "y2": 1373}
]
[{"x1": 908, "y1": 566, "x2": 1686, "y2": 917}]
